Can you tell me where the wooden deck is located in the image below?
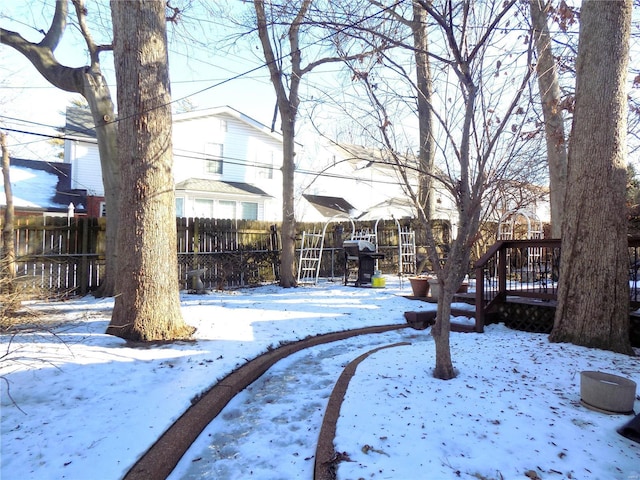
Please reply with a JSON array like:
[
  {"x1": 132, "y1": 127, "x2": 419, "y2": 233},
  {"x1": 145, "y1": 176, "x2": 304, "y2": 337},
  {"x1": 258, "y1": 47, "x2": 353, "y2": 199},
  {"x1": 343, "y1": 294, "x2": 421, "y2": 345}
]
[{"x1": 404, "y1": 290, "x2": 640, "y2": 346}]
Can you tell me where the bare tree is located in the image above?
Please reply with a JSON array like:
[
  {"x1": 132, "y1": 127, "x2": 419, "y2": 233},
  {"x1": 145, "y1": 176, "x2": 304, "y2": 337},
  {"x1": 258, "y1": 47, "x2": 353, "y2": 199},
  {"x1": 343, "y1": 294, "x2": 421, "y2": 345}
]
[
  {"x1": 0, "y1": 131, "x2": 20, "y2": 326},
  {"x1": 251, "y1": 0, "x2": 388, "y2": 287},
  {"x1": 410, "y1": 1, "x2": 436, "y2": 223},
  {"x1": 529, "y1": 0, "x2": 567, "y2": 238},
  {"x1": 550, "y1": 0, "x2": 634, "y2": 355},
  {"x1": 106, "y1": 0, "x2": 193, "y2": 342},
  {"x1": 337, "y1": 0, "x2": 535, "y2": 379},
  {"x1": 367, "y1": 0, "x2": 437, "y2": 228},
  {"x1": 0, "y1": 0, "x2": 120, "y2": 297}
]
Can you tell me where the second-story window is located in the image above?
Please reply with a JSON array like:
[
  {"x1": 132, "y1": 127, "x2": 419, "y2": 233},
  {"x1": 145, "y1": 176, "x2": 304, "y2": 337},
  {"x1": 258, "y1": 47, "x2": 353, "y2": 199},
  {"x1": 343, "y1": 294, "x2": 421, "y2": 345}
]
[
  {"x1": 257, "y1": 150, "x2": 274, "y2": 179},
  {"x1": 204, "y1": 143, "x2": 223, "y2": 175}
]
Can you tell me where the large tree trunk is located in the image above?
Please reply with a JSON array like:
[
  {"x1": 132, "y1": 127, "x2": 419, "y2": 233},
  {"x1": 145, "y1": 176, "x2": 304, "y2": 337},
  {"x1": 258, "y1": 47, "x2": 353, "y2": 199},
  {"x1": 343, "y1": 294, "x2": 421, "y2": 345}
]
[
  {"x1": 412, "y1": 1, "x2": 436, "y2": 221},
  {"x1": 107, "y1": 0, "x2": 193, "y2": 341},
  {"x1": 529, "y1": 0, "x2": 567, "y2": 238},
  {"x1": 550, "y1": 0, "x2": 633, "y2": 355},
  {"x1": 411, "y1": 1, "x2": 438, "y2": 274}
]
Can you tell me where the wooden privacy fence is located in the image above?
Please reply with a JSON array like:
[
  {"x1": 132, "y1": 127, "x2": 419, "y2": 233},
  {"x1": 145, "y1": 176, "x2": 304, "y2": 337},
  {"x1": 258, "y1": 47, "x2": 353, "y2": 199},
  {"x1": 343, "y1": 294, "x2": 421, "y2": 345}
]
[
  {"x1": 4, "y1": 216, "x2": 444, "y2": 296},
  {"x1": 176, "y1": 218, "x2": 280, "y2": 290},
  {"x1": 10, "y1": 216, "x2": 105, "y2": 296}
]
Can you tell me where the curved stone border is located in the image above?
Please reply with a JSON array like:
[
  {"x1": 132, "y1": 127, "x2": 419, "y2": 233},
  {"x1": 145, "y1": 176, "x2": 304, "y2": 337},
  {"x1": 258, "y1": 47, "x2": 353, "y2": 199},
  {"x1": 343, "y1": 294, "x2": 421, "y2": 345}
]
[
  {"x1": 313, "y1": 342, "x2": 411, "y2": 480},
  {"x1": 123, "y1": 324, "x2": 408, "y2": 480}
]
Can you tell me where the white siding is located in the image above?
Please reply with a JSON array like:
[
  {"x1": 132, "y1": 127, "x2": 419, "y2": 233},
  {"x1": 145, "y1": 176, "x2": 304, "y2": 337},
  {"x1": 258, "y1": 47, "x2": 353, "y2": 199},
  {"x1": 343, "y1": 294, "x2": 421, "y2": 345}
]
[
  {"x1": 295, "y1": 142, "x2": 461, "y2": 223},
  {"x1": 172, "y1": 110, "x2": 284, "y2": 221},
  {"x1": 65, "y1": 107, "x2": 286, "y2": 220},
  {"x1": 176, "y1": 193, "x2": 265, "y2": 221},
  {"x1": 68, "y1": 140, "x2": 103, "y2": 195},
  {"x1": 172, "y1": 114, "x2": 227, "y2": 183}
]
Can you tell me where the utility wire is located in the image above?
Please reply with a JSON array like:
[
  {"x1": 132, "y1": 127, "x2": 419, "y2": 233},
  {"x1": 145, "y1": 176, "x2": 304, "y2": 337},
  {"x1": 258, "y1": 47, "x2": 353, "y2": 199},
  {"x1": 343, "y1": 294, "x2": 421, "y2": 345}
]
[
  {"x1": 0, "y1": 122, "x2": 415, "y2": 188},
  {"x1": 6, "y1": 0, "x2": 404, "y2": 133}
]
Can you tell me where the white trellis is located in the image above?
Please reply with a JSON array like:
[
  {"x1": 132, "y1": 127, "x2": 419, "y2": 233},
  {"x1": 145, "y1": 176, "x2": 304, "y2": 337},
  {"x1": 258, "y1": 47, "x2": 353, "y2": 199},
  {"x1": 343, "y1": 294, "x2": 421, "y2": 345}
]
[
  {"x1": 396, "y1": 219, "x2": 416, "y2": 276},
  {"x1": 297, "y1": 216, "x2": 416, "y2": 284},
  {"x1": 497, "y1": 209, "x2": 544, "y2": 278},
  {"x1": 297, "y1": 215, "x2": 354, "y2": 285},
  {"x1": 350, "y1": 218, "x2": 416, "y2": 276},
  {"x1": 497, "y1": 209, "x2": 543, "y2": 240}
]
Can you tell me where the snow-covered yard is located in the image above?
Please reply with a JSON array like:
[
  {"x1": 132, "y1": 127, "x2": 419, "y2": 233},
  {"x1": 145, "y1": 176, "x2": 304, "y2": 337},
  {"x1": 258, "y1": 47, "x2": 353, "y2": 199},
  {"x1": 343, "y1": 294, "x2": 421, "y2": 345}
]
[{"x1": 1, "y1": 277, "x2": 639, "y2": 479}]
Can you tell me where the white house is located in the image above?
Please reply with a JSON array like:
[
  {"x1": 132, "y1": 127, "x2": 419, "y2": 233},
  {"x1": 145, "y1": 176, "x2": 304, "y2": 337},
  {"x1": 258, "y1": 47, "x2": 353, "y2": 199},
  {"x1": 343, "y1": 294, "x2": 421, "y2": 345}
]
[
  {"x1": 296, "y1": 142, "x2": 459, "y2": 228},
  {"x1": 64, "y1": 106, "x2": 284, "y2": 221},
  {"x1": 298, "y1": 142, "x2": 552, "y2": 242},
  {"x1": 63, "y1": 107, "x2": 546, "y2": 232}
]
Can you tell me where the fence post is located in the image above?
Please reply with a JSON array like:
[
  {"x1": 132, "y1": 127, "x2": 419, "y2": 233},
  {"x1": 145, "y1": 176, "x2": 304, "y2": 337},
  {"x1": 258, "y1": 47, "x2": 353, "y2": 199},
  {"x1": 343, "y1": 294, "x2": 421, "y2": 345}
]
[
  {"x1": 270, "y1": 224, "x2": 279, "y2": 281},
  {"x1": 79, "y1": 217, "x2": 89, "y2": 295},
  {"x1": 475, "y1": 263, "x2": 485, "y2": 333},
  {"x1": 193, "y1": 218, "x2": 200, "y2": 269}
]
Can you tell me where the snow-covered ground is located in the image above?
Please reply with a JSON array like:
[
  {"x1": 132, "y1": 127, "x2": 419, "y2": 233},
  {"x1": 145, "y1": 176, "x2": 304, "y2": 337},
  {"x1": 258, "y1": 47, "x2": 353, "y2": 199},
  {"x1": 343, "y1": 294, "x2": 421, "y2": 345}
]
[{"x1": 1, "y1": 277, "x2": 639, "y2": 480}]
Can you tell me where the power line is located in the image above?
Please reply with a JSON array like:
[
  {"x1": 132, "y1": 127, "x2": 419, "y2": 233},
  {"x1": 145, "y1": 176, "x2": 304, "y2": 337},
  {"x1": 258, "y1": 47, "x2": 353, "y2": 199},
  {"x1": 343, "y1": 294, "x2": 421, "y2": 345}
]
[
  {"x1": 2, "y1": 1, "x2": 403, "y2": 133},
  {"x1": 1, "y1": 122, "x2": 415, "y2": 189}
]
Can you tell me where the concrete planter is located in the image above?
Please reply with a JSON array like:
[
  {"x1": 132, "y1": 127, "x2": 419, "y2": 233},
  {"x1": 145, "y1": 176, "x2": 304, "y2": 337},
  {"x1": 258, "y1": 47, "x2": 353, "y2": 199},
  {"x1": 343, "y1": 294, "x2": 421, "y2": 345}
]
[
  {"x1": 186, "y1": 268, "x2": 207, "y2": 294},
  {"x1": 428, "y1": 278, "x2": 440, "y2": 300},
  {"x1": 580, "y1": 371, "x2": 637, "y2": 414}
]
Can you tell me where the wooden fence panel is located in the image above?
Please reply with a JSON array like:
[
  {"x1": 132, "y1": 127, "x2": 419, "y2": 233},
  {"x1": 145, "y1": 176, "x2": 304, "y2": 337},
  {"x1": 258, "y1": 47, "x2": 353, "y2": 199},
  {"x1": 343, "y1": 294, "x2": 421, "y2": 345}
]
[
  {"x1": 176, "y1": 218, "x2": 279, "y2": 290},
  {"x1": 8, "y1": 217, "x2": 105, "y2": 296},
  {"x1": 5, "y1": 216, "x2": 438, "y2": 296}
]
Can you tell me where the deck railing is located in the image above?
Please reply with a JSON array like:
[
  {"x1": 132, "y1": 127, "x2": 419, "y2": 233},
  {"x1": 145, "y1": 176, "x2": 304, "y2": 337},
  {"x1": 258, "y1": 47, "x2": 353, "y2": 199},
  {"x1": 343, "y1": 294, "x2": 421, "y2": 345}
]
[{"x1": 473, "y1": 237, "x2": 640, "y2": 331}]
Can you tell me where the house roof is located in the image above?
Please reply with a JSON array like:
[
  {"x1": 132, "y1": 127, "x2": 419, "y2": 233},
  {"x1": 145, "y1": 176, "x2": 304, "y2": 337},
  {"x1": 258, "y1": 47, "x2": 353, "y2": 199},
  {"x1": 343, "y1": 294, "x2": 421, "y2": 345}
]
[
  {"x1": 64, "y1": 107, "x2": 97, "y2": 140},
  {"x1": 329, "y1": 143, "x2": 424, "y2": 182},
  {"x1": 302, "y1": 194, "x2": 358, "y2": 218},
  {"x1": 357, "y1": 197, "x2": 415, "y2": 221},
  {"x1": 1, "y1": 158, "x2": 87, "y2": 212},
  {"x1": 175, "y1": 178, "x2": 272, "y2": 197},
  {"x1": 64, "y1": 104, "x2": 288, "y2": 145},
  {"x1": 335, "y1": 143, "x2": 387, "y2": 161},
  {"x1": 172, "y1": 105, "x2": 289, "y2": 145}
]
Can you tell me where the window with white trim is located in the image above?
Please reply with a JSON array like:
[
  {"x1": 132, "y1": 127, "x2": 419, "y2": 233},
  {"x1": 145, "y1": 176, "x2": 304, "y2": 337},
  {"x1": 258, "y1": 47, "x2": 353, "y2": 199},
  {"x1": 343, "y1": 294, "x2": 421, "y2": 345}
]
[
  {"x1": 204, "y1": 143, "x2": 223, "y2": 175},
  {"x1": 218, "y1": 200, "x2": 236, "y2": 220},
  {"x1": 194, "y1": 199, "x2": 214, "y2": 218},
  {"x1": 241, "y1": 202, "x2": 258, "y2": 220}
]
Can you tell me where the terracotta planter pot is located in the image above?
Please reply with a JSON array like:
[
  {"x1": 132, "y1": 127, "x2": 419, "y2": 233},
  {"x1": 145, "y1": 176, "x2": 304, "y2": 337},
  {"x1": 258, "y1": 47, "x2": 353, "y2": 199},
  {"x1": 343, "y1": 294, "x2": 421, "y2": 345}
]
[
  {"x1": 457, "y1": 283, "x2": 469, "y2": 294},
  {"x1": 404, "y1": 311, "x2": 437, "y2": 330},
  {"x1": 408, "y1": 277, "x2": 430, "y2": 297}
]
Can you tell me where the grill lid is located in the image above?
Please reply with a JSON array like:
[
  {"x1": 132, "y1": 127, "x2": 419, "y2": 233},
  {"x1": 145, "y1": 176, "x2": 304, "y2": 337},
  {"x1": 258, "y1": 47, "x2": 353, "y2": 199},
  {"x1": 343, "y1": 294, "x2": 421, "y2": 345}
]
[{"x1": 343, "y1": 239, "x2": 376, "y2": 252}]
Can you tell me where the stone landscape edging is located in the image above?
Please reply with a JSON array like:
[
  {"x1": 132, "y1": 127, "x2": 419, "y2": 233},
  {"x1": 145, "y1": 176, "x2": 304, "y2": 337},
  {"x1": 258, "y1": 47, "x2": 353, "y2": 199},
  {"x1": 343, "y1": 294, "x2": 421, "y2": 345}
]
[
  {"x1": 123, "y1": 323, "x2": 408, "y2": 480},
  {"x1": 313, "y1": 341, "x2": 412, "y2": 480}
]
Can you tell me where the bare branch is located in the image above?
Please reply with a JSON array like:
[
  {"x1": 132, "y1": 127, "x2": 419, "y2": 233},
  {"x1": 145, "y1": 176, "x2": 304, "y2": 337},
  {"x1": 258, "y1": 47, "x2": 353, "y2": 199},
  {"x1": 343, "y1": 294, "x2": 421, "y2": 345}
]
[
  {"x1": 40, "y1": 0, "x2": 68, "y2": 50},
  {"x1": 0, "y1": 27, "x2": 85, "y2": 93},
  {"x1": 71, "y1": 0, "x2": 113, "y2": 67}
]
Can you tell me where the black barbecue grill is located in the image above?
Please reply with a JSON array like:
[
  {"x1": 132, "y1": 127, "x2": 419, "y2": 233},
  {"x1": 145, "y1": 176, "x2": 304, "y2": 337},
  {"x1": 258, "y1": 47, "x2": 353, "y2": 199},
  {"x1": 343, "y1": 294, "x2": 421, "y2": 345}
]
[{"x1": 343, "y1": 239, "x2": 385, "y2": 286}]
